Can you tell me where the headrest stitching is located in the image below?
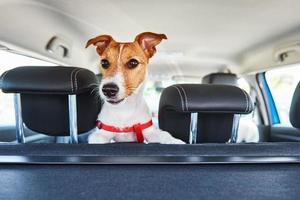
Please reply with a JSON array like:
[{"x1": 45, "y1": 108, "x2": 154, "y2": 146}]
[
  {"x1": 172, "y1": 85, "x2": 185, "y2": 111},
  {"x1": 178, "y1": 85, "x2": 188, "y2": 111},
  {"x1": 241, "y1": 89, "x2": 249, "y2": 113},
  {"x1": 70, "y1": 68, "x2": 79, "y2": 93},
  {"x1": 74, "y1": 69, "x2": 84, "y2": 92},
  {"x1": 0, "y1": 71, "x2": 9, "y2": 87}
]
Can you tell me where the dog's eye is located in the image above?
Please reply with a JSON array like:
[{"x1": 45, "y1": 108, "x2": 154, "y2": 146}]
[
  {"x1": 101, "y1": 59, "x2": 110, "y2": 69},
  {"x1": 128, "y1": 59, "x2": 139, "y2": 69}
]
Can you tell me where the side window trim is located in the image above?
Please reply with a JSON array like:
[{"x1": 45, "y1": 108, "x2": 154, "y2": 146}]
[{"x1": 257, "y1": 73, "x2": 280, "y2": 125}]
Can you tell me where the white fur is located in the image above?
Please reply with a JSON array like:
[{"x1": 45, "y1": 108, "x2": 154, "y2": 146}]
[
  {"x1": 236, "y1": 118, "x2": 259, "y2": 143},
  {"x1": 88, "y1": 81, "x2": 185, "y2": 144},
  {"x1": 99, "y1": 72, "x2": 126, "y2": 101}
]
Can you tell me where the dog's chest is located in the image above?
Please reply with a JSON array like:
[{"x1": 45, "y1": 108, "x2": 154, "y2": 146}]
[
  {"x1": 114, "y1": 132, "x2": 137, "y2": 142},
  {"x1": 99, "y1": 96, "x2": 151, "y2": 127}
]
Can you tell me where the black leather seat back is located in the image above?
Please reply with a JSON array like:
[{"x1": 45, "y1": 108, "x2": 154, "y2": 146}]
[
  {"x1": 1, "y1": 66, "x2": 101, "y2": 136},
  {"x1": 159, "y1": 111, "x2": 234, "y2": 143},
  {"x1": 159, "y1": 111, "x2": 191, "y2": 142},
  {"x1": 159, "y1": 84, "x2": 253, "y2": 143},
  {"x1": 290, "y1": 81, "x2": 300, "y2": 129},
  {"x1": 197, "y1": 113, "x2": 234, "y2": 143},
  {"x1": 21, "y1": 93, "x2": 100, "y2": 136}
]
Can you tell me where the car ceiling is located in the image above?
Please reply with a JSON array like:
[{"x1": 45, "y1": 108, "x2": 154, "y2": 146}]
[{"x1": 1, "y1": 0, "x2": 300, "y2": 80}]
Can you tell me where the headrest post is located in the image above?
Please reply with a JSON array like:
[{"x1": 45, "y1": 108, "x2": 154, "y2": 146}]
[
  {"x1": 230, "y1": 114, "x2": 240, "y2": 143},
  {"x1": 189, "y1": 112, "x2": 198, "y2": 144},
  {"x1": 68, "y1": 95, "x2": 78, "y2": 144},
  {"x1": 13, "y1": 94, "x2": 25, "y2": 143}
]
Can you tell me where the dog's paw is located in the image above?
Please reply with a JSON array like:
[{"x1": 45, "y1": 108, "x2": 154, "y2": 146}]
[
  {"x1": 172, "y1": 138, "x2": 185, "y2": 144},
  {"x1": 160, "y1": 138, "x2": 185, "y2": 144},
  {"x1": 158, "y1": 134, "x2": 185, "y2": 144},
  {"x1": 88, "y1": 131, "x2": 114, "y2": 144},
  {"x1": 144, "y1": 128, "x2": 185, "y2": 144}
]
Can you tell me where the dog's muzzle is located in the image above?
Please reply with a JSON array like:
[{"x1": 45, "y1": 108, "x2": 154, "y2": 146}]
[
  {"x1": 102, "y1": 83, "x2": 119, "y2": 98},
  {"x1": 101, "y1": 83, "x2": 124, "y2": 104}
]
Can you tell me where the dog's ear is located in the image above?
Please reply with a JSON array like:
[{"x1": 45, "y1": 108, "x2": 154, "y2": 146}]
[
  {"x1": 135, "y1": 32, "x2": 167, "y2": 58},
  {"x1": 85, "y1": 35, "x2": 114, "y2": 56}
]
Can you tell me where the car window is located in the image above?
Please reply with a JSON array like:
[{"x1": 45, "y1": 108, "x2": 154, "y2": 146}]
[
  {"x1": 265, "y1": 64, "x2": 300, "y2": 126},
  {"x1": 0, "y1": 50, "x2": 55, "y2": 126}
]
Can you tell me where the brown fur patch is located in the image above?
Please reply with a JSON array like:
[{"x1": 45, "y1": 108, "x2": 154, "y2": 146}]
[
  {"x1": 100, "y1": 41, "x2": 148, "y2": 97},
  {"x1": 86, "y1": 32, "x2": 167, "y2": 98}
]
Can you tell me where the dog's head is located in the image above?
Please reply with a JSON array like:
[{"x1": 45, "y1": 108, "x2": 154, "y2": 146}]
[{"x1": 86, "y1": 32, "x2": 167, "y2": 105}]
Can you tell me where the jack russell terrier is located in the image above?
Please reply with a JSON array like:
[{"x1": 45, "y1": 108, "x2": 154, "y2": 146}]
[{"x1": 86, "y1": 32, "x2": 185, "y2": 144}]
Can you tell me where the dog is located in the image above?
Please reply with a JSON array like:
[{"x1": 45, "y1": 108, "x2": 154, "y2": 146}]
[
  {"x1": 86, "y1": 32, "x2": 185, "y2": 144},
  {"x1": 235, "y1": 118, "x2": 259, "y2": 143}
]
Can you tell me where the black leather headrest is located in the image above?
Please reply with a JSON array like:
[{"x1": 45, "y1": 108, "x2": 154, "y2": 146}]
[
  {"x1": 159, "y1": 84, "x2": 253, "y2": 114},
  {"x1": 202, "y1": 73, "x2": 238, "y2": 86},
  {"x1": 1, "y1": 66, "x2": 97, "y2": 94},
  {"x1": 290, "y1": 81, "x2": 300, "y2": 128},
  {"x1": 0, "y1": 66, "x2": 100, "y2": 136},
  {"x1": 159, "y1": 84, "x2": 253, "y2": 143}
]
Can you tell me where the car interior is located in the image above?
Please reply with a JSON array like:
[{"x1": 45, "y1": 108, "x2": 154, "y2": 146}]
[{"x1": 1, "y1": 0, "x2": 300, "y2": 199}]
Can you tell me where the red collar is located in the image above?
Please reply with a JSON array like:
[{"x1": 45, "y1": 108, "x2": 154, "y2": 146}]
[{"x1": 96, "y1": 120, "x2": 153, "y2": 143}]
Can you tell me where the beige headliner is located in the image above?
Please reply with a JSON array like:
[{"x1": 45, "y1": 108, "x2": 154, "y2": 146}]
[{"x1": 1, "y1": 0, "x2": 300, "y2": 79}]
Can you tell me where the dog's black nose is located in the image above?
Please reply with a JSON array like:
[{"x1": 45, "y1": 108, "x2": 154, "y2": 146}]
[{"x1": 102, "y1": 83, "x2": 119, "y2": 98}]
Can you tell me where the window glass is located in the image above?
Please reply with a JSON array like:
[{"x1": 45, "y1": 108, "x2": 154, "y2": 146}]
[
  {"x1": 0, "y1": 50, "x2": 55, "y2": 126},
  {"x1": 266, "y1": 64, "x2": 300, "y2": 126}
]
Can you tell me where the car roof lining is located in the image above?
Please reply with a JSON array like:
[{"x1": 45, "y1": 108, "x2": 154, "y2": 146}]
[{"x1": 1, "y1": 0, "x2": 300, "y2": 77}]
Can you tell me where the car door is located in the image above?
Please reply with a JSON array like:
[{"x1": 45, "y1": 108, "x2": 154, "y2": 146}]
[{"x1": 259, "y1": 64, "x2": 300, "y2": 141}]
